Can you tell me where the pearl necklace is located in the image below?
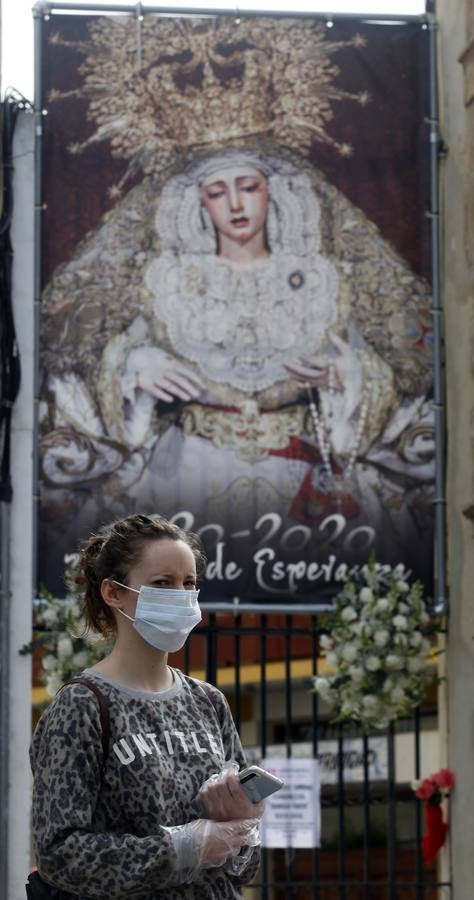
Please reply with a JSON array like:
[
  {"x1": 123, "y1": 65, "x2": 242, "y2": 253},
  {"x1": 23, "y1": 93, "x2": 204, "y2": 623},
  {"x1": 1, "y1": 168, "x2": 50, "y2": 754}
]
[{"x1": 304, "y1": 364, "x2": 369, "y2": 488}]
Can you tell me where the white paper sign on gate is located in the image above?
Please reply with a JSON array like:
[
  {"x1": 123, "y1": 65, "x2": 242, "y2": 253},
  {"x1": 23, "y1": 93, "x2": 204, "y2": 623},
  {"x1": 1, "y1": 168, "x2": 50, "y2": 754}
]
[{"x1": 260, "y1": 757, "x2": 321, "y2": 849}]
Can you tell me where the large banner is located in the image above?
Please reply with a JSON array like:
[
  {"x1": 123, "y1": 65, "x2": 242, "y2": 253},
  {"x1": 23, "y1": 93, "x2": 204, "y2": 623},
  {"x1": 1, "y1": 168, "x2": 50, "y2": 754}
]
[{"x1": 38, "y1": 13, "x2": 434, "y2": 603}]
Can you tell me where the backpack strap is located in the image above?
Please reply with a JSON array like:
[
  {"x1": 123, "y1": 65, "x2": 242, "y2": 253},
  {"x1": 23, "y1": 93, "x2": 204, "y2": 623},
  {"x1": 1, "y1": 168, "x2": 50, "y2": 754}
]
[{"x1": 58, "y1": 677, "x2": 110, "y2": 766}]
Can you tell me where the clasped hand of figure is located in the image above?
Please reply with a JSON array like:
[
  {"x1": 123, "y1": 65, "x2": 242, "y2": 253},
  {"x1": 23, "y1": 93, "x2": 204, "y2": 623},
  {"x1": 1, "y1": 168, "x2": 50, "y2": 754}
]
[
  {"x1": 127, "y1": 346, "x2": 205, "y2": 402},
  {"x1": 285, "y1": 331, "x2": 355, "y2": 392}
]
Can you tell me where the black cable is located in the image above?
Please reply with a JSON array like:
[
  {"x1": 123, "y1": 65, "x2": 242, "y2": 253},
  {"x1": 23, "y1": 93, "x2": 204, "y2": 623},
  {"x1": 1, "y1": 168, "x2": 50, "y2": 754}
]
[{"x1": 0, "y1": 89, "x2": 32, "y2": 502}]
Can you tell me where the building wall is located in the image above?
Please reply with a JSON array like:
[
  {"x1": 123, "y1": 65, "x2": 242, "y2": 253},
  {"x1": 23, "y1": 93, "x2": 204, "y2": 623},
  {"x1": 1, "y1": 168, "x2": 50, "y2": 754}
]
[{"x1": 438, "y1": 0, "x2": 474, "y2": 894}]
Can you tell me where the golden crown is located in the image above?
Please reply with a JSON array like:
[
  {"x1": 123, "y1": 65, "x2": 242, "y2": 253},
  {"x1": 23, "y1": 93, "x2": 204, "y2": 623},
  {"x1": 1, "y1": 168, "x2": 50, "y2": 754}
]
[{"x1": 49, "y1": 15, "x2": 370, "y2": 190}]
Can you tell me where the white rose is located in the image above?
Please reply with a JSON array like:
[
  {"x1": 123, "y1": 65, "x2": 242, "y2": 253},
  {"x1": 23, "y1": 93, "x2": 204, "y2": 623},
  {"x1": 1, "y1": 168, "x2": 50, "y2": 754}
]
[
  {"x1": 359, "y1": 588, "x2": 373, "y2": 604},
  {"x1": 374, "y1": 629, "x2": 389, "y2": 648},
  {"x1": 392, "y1": 685, "x2": 407, "y2": 701},
  {"x1": 45, "y1": 672, "x2": 62, "y2": 697},
  {"x1": 394, "y1": 632, "x2": 408, "y2": 648},
  {"x1": 348, "y1": 665, "x2": 365, "y2": 682},
  {"x1": 376, "y1": 717, "x2": 390, "y2": 730},
  {"x1": 72, "y1": 650, "x2": 90, "y2": 669},
  {"x1": 375, "y1": 597, "x2": 391, "y2": 613},
  {"x1": 84, "y1": 629, "x2": 104, "y2": 648},
  {"x1": 41, "y1": 653, "x2": 57, "y2": 672},
  {"x1": 64, "y1": 552, "x2": 80, "y2": 566},
  {"x1": 383, "y1": 677, "x2": 395, "y2": 693},
  {"x1": 41, "y1": 606, "x2": 60, "y2": 627},
  {"x1": 407, "y1": 656, "x2": 424, "y2": 673},
  {"x1": 320, "y1": 634, "x2": 333, "y2": 650},
  {"x1": 312, "y1": 677, "x2": 333, "y2": 702},
  {"x1": 362, "y1": 694, "x2": 378, "y2": 709},
  {"x1": 396, "y1": 580, "x2": 410, "y2": 593},
  {"x1": 67, "y1": 602, "x2": 81, "y2": 620},
  {"x1": 410, "y1": 631, "x2": 423, "y2": 647},
  {"x1": 326, "y1": 652, "x2": 339, "y2": 669},
  {"x1": 365, "y1": 655, "x2": 381, "y2": 672},
  {"x1": 341, "y1": 606, "x2": 358, "y2": 622},
  {"x1": 397, "y1": 602, "x2": 410, "y2": 614},
  {"x1": 57, "y1": 636, "x2": 74, "y2": 660},
  {"x1": 386, "y1": 654, "x2": 403, "y2": 670},
  {"x1": 393, "y1": 614, "x2": 408, "y2": 630},
  {"x1": 342, "y1": 643, "x2": 358, "y2": 663},
  {"x1": 420, "y1": 611, "x2": 430, "y2": 624}
]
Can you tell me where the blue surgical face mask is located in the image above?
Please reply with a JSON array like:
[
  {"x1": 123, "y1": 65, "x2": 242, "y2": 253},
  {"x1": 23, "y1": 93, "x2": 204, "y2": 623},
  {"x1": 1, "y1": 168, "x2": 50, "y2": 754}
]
[{"x1": 112, "y1": 581, "x2": 201, "y2": 652}]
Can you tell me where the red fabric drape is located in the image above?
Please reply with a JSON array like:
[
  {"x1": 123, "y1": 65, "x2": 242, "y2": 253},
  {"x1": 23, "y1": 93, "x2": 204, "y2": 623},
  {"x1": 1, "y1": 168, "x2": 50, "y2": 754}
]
[{"x1": 422, "y1": 802, "x2": 448, "y2": 865}]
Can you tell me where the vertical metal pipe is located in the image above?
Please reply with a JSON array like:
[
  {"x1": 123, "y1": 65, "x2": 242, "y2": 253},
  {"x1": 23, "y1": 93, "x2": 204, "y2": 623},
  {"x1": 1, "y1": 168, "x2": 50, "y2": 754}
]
[
  {"x1": 336, "y1": 724, "x2": 346, "y2": 900},
  {"x1": 183, "y1": 627, "x2": 190, "y2": 675},
  {"x1": 205, "y1": 611, "x2": 217, "y2": 684},
  {"x1": 284, "y1": 615, "x2": 294, "y2": 898},
  {"x1": 32, "y1": 2, "x2": 45, "y2": 606},
  {"x1": 414, "y1": 708, "x2": 423, "y2": 900},
  {"x1": 362, "y1": 734, "x2": 371, "y2": 900},
  {"x1": 426, "y1": 13, "x2": 447, "y2": 616},
  {"x1": 259, "y1": 615, "x2": 267, "y2": 759},
  {"x1": 234, "y1": 612, "x2": 241, "y2": 733},
  {"x1": 0, "y1": 504, "x2": 11, "y2": 900},
  {"x1": 311, "y1": 615, "x2": 320, "y2": 900},
  {"x1": 260, "y1": 616, "x2": 268, "y2": 900},
  {"x1": 386, "y1": 725, "x2": 397, "y2": 900}
]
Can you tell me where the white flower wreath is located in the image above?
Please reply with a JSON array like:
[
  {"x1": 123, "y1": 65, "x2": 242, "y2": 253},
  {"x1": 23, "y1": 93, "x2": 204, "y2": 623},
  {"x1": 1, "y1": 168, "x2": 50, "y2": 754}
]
[
  {"x1": 312, "y1": 562, "x2": 442, "y2": 731},
  {"x1": 22, "y1": 555, "x2": 109, "y2": 699}
]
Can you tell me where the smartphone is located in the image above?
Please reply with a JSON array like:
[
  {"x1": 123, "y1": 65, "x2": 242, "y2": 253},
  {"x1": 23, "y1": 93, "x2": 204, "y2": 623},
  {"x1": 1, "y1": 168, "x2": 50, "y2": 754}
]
[{"x1": 238, "y1": 765, "x2": 284, "y2": 803}]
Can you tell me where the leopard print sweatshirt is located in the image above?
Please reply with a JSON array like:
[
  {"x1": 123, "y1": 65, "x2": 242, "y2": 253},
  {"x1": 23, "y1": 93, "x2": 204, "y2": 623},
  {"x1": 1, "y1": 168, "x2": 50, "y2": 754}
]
[{"x1": 30, "y1": 668, "x2": 260, "y2": 899}]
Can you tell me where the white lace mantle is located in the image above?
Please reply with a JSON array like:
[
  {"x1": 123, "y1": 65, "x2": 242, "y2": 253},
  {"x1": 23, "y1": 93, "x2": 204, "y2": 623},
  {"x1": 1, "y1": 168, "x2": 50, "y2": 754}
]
[{"x1": 145, "y1": 252, "x2": 339, "y2": 393}]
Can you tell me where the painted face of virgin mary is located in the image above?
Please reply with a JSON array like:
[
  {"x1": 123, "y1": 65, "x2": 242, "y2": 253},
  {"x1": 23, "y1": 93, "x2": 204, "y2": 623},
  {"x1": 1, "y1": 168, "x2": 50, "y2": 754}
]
[{"x1": 200, "y1": 165, "x2": 269, "y2": 250}]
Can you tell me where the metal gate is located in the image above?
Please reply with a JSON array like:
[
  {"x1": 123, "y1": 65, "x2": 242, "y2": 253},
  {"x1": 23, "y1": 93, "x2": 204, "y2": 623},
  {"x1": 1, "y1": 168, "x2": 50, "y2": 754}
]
[{"x1": 180, "y1": 612, "x2": 450, "y2": 900}]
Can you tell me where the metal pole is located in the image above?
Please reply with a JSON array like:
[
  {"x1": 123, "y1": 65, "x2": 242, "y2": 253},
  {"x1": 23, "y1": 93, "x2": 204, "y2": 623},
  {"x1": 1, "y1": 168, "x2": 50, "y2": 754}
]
[
  {"x1": 426, "y1": 13, "x2": 447, "y2": 615},
  {"x1": 0, "y1": 504, "x2": 11, "y2": 900},
  {"x1": 33, "y1": 4, "x2": 44, "y2": 600},
  {"x1": 32, "y1": 1, "x2": 428, "y2": 23}
]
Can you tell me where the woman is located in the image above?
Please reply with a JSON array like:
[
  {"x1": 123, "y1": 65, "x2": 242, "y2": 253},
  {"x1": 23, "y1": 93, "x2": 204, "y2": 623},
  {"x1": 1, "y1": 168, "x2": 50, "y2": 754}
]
[
  {"x1": 30, "y1": 513, "x2": 262, "y2": 898},
  {"x1": 41, "y1": 149, "x2": 434, "y2": 592}
]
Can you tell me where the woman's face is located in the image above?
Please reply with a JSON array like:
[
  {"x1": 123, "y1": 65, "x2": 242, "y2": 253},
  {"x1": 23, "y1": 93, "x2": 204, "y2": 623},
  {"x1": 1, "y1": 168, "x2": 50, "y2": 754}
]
[
  {"x1": 118, "y1": 539, "x2": 197, "y2": 618},
  {"x1": 201, "y1": 165, "x2": 269, "y2": 246}
]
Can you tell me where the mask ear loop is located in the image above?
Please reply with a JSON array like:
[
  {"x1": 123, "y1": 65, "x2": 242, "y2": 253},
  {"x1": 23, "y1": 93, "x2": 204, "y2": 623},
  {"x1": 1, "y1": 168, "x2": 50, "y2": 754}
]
[
  {"x1": 108, "y1": 579, "x2": 139, "y2": 621},
  {"x1": 116, "y1": 608, "x2": 136, "y2": 623},
  {"x1": 110, "y1": 579, "x2": 139, "y2": 594}
]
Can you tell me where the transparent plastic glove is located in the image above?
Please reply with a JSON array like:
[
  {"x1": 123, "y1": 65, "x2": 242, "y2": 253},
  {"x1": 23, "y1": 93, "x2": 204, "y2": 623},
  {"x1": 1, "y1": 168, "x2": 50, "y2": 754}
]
[
  {"x1": 163, "y1": 818, "x2": 260, "y2": 882},
  {"x1": 197, "y1": 760, "x2": 266, "y2": 822},
  {"x1": 225, "y1": 816, "x2": 262, "y2": 877}
]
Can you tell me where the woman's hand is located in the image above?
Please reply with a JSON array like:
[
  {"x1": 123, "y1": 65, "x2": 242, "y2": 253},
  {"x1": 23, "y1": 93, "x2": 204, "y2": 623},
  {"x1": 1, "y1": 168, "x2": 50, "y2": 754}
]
[
  {"x1": 285, "y1": 331, "x2": 355, "y2": 392},
  {"x1": 191, "y1": 818, "x2": 260, "y2": 868},
  {"x1": 198, "y1": 769, "x2": 265, "y2": 822},
  {"x1": 126, "y1": 346, "x2": 205, "y2": 402}
]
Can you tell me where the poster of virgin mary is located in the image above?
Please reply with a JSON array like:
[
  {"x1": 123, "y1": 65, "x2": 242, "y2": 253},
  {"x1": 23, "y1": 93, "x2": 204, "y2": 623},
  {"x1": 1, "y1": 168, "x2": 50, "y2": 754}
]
[{"x1": 38, "y1": 14, "x2": 434, "y2": 602}]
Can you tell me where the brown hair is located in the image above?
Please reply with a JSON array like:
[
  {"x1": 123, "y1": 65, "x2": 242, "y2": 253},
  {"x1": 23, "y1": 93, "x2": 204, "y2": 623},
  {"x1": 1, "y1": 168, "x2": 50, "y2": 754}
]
[{"x1": 74, "y1": 513, "x2": 206, "y2": 637}]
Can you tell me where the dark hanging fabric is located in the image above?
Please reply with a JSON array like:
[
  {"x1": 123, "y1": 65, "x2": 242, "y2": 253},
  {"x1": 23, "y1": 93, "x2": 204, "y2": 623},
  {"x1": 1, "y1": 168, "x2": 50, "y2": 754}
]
[{"x1": 0, "y1": 91, "x2": 31, "y2": 502}]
